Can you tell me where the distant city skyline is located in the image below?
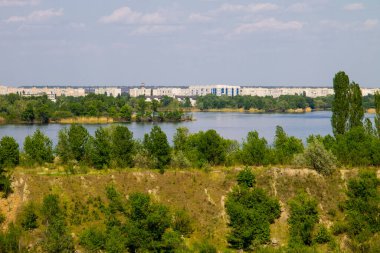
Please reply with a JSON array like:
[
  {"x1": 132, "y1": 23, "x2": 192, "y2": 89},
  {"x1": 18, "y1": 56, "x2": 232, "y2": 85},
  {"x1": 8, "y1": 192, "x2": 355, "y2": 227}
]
[{"x1": 0, "y1": 0, "x2": 379, "y2": 87}]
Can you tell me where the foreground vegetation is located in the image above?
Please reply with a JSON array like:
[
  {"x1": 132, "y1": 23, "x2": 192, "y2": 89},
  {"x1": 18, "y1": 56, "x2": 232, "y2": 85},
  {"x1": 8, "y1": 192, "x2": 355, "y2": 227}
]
[{"x1": 0, "y1": 72, "x2": 379, "y2": 252}]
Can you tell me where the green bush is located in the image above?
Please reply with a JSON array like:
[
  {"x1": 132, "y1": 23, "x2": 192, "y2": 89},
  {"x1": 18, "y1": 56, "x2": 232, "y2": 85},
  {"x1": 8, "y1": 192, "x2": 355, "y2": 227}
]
[
  {"x1": 314, "y1": 225, "x2": 332, "y2": 244},
  {"x1": 79, "y1": 226, "x2": 106, "y2": 252},
  {"x1": 225, "y1": 185, "x2": 281, "y2": 250},
  {"x1": 20, "y1": 203, "x2": 39, "y2": 230},
  {"x1": 288, "y1": 192, "x2": 319, "y2": 247},
  {"x1": 303, "y1": 139, "x2": 337, "y2": 176},
  {"x1": 173, "y1": 210, "x2": 193, "y2": 237},
  {"x1": 236, "y1": 167, "x2": 256, "y2": 188}
]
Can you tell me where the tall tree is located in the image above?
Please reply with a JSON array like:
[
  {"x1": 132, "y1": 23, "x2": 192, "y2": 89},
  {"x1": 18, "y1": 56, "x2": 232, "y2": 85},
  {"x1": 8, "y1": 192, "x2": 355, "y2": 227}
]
[
  {"x1": 24, "y1": 129, "x2": 54, "y2": 165},
  {"x1": 348, "y1": 82, "x2": 364, "y2": 129},
  {"x1": 143, "y1": 126, "x2": 171, "y2": 171},
  {"x1": 110, "y1": 125, "x2": 134, "y2": 168},
  {"x1": 0, "y1": 136, "x2": 19, "y2": 168},
  {"x1": 375, "y1": 91, "x2": 380, "y2": 137},
  {"x1": 331, "y1": 71, "x2": 350, "y2": 136}
]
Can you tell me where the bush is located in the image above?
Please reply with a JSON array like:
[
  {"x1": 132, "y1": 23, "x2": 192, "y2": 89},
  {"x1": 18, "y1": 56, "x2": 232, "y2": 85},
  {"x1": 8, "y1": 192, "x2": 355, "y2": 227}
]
[
  {"x1": 0, "y1": 136, "x2": 19, "y2": 168},
  {"x1": 20, "y1": 203, "x2": 38, "y2": 230},
  {"x1": 314, "y1": 225, "x2": 332, "y2": 244},
  {"x1": 226, "y1": 186, "x2": 281, "y2": 250},
  {"x1": 0, "y1": 223, "x2": 25, "y2": 253},
  {"x1": 194, "y1": 241, "x2": 217, "y2": 253},
  {"x1": 303, "y1": 139, "x2": 337, "y2": 176},
  {"x1": 236, "y1": 167, "x2": 256, "y2": 188},
  {"x1": 80, "y1": 226, "x2": 106, "y2": 252},
  {"x1": 173, "y1": 210, "x2": 193, "y2": 237},
  {"x1": 288, "y1": 192, "x2": 319, "y2": 247},
  {"x1": 0, "y1": 173, "x2": 13, "y2": 198},
  {"x1": 0, "y1": 211, "x2": 5, "y2": 225}
]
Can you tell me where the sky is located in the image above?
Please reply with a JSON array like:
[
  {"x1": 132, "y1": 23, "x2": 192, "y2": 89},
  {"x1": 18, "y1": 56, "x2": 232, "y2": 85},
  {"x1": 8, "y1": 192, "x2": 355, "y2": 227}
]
[{"x1": 0, "y1": 0, "x2": 379, "y2": 87}]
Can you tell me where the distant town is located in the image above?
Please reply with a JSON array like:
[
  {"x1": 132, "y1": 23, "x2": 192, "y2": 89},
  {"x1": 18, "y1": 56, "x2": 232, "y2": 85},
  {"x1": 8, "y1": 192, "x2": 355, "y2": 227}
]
[{"x1": 0, "y1": 84, "x2": 379, "y2": 102}]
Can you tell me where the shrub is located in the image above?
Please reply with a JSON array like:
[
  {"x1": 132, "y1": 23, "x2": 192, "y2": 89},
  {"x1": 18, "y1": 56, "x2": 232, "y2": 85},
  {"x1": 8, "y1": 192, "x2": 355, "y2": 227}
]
[
  {"x1": 173, "y1": 210, "x2": 193, "y2": 237},
  {"x1": 314, "y1": 225, "x2": 332, "y2": 244},
  {"x1": 79, "y1": 226, "x2": 106, "y2": 252},
  {"x1": 288, "y1": 192, "x2": 319, "y2": 247},
  {"x1": 0, "y1": 136, "x2": 19, "y2": 168},
  {"x1": 226, "y1": 187, "x2": 281, "y2": 250},
  {"x1": 0, "y1": 211, "x2": 5, "y2": 225},
  {"x1": 236, "y1": 167, "x2": 256, "y2": 188},
  {"x1": 0, "y1": 173, "x2": 13, "y2": 198},
  {"x1": 20, "y1": 203, "x2": 39, "y2": 230},
  {"x1": 303, "y1": 139, "x2": 337, "y2": 176}
]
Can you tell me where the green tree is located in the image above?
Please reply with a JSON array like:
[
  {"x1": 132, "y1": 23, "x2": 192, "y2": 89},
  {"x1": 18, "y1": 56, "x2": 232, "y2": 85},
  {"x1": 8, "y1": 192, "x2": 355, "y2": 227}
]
[
  {"x1": 21, "y1": 103, "x2": 35, "y2": 123},
  {"x1": 23, "y1": 129, "x2": 54, "y2": 165},
  {"x1": 274, "y1": 126, "x2": 304, "y2": 164},
  {"x1": 57, "y1": 124, "x2": 89, "y2": 163},
  {"x1": 348, "y1": 82, "x2": 364, "y2": 129},
  {"x1": 120, "y1": 104, "x2": 133, "y2": 121},
  {"x1": 332, "y1": 71, "x2": 350, "y2": 136},
  {"x1": 288, "y1": 192, "x2": 319, "y2": 247},
  {"x1": 173, "y1": 127, "x2": 189, "y2": 152},
  {"x1": 236, "y1": 167, "x2": 256, "y2": 188},
  {"x1": 241, "y1": 131, "x2": 270, "y2": 165},
  {"x1": 41, "y1": 194, "x2": 75, "y2": 253},
  {"x1": 143, "y1": 126, "x2": 171, "y2": 171},
  {"x1": 110, "y1": 125, "x2": 134, "y2": 168},
  {"x1": 0, "y1": 136, "x2": 19, "y2": 168},
  {"x1": 344, "y1": 172, "x2": 380, "y2": 244},
  {"x1": 375, "y1": 91, "x2": 380, "y2": 136},
  {"x1": 85, "y1": 127, "x2": 111, "y2": 169},
  {"x1": 303, "y1": 138, "x2": 337, "y2": 176}
]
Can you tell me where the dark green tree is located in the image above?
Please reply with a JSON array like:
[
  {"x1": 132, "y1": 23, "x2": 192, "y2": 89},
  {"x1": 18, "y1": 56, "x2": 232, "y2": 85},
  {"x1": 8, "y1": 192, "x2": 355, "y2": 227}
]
[
  {"x1": 120, "y1": 104, "x2": 133, "y2": 121},
  {"x1": 41, "y1": 194, "x2": 75, "y2": 253},
  {"x1": 274, "y1": 126, "x2": 304, "y2": 164},
  {"x1": 344, "y1": 171, "x2": 380, "y2": 244},
  {"x1": 23, "y1": 129, "x2": 54, "y2": 165},
  {"x1": 85, "y1": 127, "x2": 111, "y2": 169},
  {"x1": 241, "y1": 131, "x2": 270, "y2": 165},
  {"x1": 173, "y1": 127, "x2": 189, "y2": 153},
  {"x1": 0, "y1": 136, "x2": 19, "y2": 168},
  {"x1": 332, "y1": 71, "x2": 350, "y2": 136},
  {"x1": 110, "y1": 125, "x2": 134, "y2": 168},
  {"x1": 57, "y1": 124, "x2": 89, "y2": 163},
  {"x1": 348, "y1": 82, "x2": 364, "y2": 129},
  {"x1": 288, "y1": 192, "x2": 319, "y2": 247},
  {"x1": 143, "y1": 126, "x2": 171, "y2": 170},
  {"x1": 375, "y1": 91, "x2": 380, "y2": 137},
  {"x1": 21, "y1": 103, "x2": 35, "y2": 123}
]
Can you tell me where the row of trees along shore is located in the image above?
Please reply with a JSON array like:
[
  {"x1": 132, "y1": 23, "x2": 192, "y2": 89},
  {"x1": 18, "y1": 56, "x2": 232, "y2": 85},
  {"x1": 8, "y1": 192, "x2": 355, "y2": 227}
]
[
  {"x1": 0, "y1": 71, "x2": 379, "y2": 252},
  {"x1": 0, "y1": 86, "x2": 378, "y2": 124}
]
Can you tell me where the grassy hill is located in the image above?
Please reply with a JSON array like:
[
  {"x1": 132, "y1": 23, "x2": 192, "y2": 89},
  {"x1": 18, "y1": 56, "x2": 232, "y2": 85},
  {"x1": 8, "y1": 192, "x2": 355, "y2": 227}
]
[{"x1": 1, "y1": 166, "x2": 379, "y2": 252}]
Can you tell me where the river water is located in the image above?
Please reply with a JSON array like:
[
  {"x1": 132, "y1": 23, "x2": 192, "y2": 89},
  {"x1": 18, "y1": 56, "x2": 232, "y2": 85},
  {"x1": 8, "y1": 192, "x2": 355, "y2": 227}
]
[{"x1": 0, "y1": 111, "x2": 375, "y2": 147}]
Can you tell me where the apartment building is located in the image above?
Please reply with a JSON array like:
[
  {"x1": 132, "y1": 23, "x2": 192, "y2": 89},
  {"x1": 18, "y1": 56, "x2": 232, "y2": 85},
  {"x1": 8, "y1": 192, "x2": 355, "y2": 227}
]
[
  {"x1": 94, "y1": 87, "x2": 121, "y2": 97},
  {"x1": 240, "y1": 87, "x2": 334, "y2": 98}
]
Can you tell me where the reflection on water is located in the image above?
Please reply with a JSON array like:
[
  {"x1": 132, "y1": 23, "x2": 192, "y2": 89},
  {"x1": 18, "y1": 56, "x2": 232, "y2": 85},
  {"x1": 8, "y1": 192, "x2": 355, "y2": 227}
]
[{"x1": 0, "y1": 111, "x2": 374, "y2": 147}]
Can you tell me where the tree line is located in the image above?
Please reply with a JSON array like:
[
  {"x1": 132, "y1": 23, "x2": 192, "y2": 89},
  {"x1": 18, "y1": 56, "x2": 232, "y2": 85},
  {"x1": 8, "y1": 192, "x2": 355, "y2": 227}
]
[{"x1": 0, "y1": 94, "x2": 188, "y2": 124}]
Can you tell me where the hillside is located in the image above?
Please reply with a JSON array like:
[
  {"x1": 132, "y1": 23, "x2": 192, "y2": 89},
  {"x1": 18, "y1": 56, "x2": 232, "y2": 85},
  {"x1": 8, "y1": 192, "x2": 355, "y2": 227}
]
[{"x1": 1, "y1": 166, "x2": 378, "y2": 252}]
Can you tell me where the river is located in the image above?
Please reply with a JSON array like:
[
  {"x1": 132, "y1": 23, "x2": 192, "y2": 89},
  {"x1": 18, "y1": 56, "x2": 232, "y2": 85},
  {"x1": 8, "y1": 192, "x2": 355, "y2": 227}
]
[{"x1": 0, "y1": 111, "x2": 375, "y2": 147}]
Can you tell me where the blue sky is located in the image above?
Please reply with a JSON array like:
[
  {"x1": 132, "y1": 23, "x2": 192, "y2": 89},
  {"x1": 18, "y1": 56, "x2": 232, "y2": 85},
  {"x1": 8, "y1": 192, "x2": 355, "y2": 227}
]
[{"x1": 0, "y1": 0, "x2": 379, "y2": 87}]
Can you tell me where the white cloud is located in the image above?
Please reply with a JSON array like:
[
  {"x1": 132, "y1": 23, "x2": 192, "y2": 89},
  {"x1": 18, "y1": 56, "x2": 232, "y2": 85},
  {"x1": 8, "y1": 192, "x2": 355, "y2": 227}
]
[
  {"x1": 344, "y1": 3, "x2": 364, "y2": 11},
  {"x1": 233, "y1": 18, "x2": 303, "y2": 34},
  {"x1": 287, "y1": 3, "x2": 310, "y2": 12},
  {"x1": 217, "y1": 3, "x2": 279, "y2": 13},
  {"x1": 99, "y1": 6, "x2": 166, "y2": 25},
  {"x1": 132, "y1": 25, "x2": 183, "y2": 35},
  {"x1": 0, "y1": 0, "x2": 39, "y2": 7},
  {"x1": 5, "y1": 8, "x2": 63, "y2": 23},
  {"x1": 363, "y1": 19, "x2": 378, "y2": 29},
  {"x1": 188, "y1": 13, "x2": 212, "y2": 23}
]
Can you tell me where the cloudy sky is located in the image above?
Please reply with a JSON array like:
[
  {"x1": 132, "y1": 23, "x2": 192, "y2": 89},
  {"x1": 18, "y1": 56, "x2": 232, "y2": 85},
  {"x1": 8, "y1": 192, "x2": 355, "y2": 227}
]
[{"x1": 0, "y1": 0, "x2": 379, "y2": 87}]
